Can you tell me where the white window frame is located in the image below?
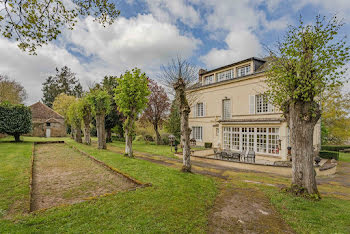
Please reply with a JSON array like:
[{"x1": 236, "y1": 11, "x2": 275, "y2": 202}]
[
  {"x1": 192, "y1": 126, "x2": 203, "y2": 141},
  {"x1": 221, "y1": 126, "x2": 280, "y2": 155},
  {"x1": 222, "y1": 99, "x2": 231, "y2": 120},
  {"x1": 204, "y1": 75, "x2": 214, "y2": 85},
  {"x1": 237, "y1": 65, "x2": 251, "y2": 77},
  {"x1": 217, "y1": 69, "x2": 233, "y2": 82},
  {"x1": 196, "y1": 102, "x2": 204, "y2": 117}
]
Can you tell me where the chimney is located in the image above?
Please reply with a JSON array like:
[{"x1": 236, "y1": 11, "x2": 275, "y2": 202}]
[{"x1": 198, "y1": 68, "x2": 207, "y2": 83}]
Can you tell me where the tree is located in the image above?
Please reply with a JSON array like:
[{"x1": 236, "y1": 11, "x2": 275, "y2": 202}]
[
  {"x1": 87, "y1": 89, "x2": 111, "y2": 149},
  {"x1": 321, "y1": 85, "x2": 350, "y2": 144},
  {"x1": 0, "y1": 75, "x2": 27, "y2": 104},
  {"x1": 52, "y1": 93, "x2": 76, "y2": 119},
  {"x1": 1, "y1": 0, "x2": 120, "y2": 54},
  {"x1": 140, "y1": 80, "x2": 170, "y2": 144},
  {"x1": 77, "y1": 97, "x2": 93, "y2": 145},
  {"x1": 0, "y1": 102, "x2": 31, "y2": 141},
  {"x1": 42, "y1": 66, "x2": 83, "y2": 107},
  {"x1": 266, "y1": 15, "x2": 350, "y2": 197},
  {"x1": 165, "y1": 99, "x2": 181, "y2": 140},
  {"x1": 160, "y1": 57, "x2": 197, "y2": 172},
  {"x1": 98, "y1": 76, "x2": 124, "y2": 142},
  {"x1": 115, "y1": 68, "x2": 150, "y2": 157},
  {"x1": 67, "y1": 99, "x2": 82, "y2": 143}
]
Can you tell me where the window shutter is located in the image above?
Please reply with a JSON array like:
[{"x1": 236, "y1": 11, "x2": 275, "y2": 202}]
[
  {"x1": 193, "y1": 103, "x2": 197, "y2": 117},
  {"x1": 203, "y1": 102, "x2": 206, "y2": 117},
  {"x1": 249, "y1": 95, "x2": 255, "y2": 114}
]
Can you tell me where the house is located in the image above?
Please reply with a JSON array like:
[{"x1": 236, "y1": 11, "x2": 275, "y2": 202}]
[
  {"x1": 188, "y1": 57, "x2": 321, "y2": 161},
  {"x1": 29, "y1": 102, "x2": 66, "y2": 137}
]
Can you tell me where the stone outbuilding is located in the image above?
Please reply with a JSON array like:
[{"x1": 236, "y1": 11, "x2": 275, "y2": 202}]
[{"x1": 29, "y1": 102, "x2": 66, "y2": 137}]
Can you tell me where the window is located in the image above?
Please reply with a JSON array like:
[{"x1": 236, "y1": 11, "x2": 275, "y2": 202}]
[
  {"x1": 256, "y1": 95, "x2": 268, "y2": 113},
  {"x1": 195, "y1": 103, "x2": 204, "y2": 117},
  {"x1": 46, "y1": 122, "x2": 51, "y2": 127},
  {"x1": 204, "y1": 75, "x2": 214, "y2": 85},
  {"x1": 237, "y1": 65, "x2": 251, "y2": 77},
  {"x1": 256, "y1": 128, "x2": 267, "y2": 153},
  {"x1": 268, "y1": 127, "x2": 280, "y2": 154},
  {"x1": 222, "y1": 99, "x2": 231, "y2": 120},
  {"x1": 216, "y1": 128, "x2": 219, "y2": 136},
  {"x1": 220, "y1": 127, "x2": 280, "y2": 155},
  {"x1": 217, "y1": 69, "x2": 233, "y2": 82},
  {"x1": 255, "y1": 94, "x2": 274, "y2": 113},
  {"x1": 192, "y1": 126, "x2": 203, "y2": 141}
]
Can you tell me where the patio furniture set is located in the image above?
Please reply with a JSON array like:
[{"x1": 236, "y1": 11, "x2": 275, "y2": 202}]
[{"x1": 213, "y1": 148, "x2": 256, "y2": 163}]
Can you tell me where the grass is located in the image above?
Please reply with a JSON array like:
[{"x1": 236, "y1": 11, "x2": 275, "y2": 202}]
[
  {"x1": 108, "y1": 140, "x2": 205, "y2": 158},
  {"x1": 0, "y1": 141, "x2": 32, "y2": 218},
  {"x1": 0, "y1": 137, "x2": 218, "y2": 233},
  {"x1": 340, "y1": 152, "x2": 350, "y2": 163},
  {"x1": 1, "y1": 136, "x2": 350, "y2": 233}
]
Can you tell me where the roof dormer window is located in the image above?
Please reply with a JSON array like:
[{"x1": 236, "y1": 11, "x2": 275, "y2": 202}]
[
  {"x1": 204, "y1": 75, "x2": 214, "y2": 85},
  {"x1": 217, "y1": 69, "x2": 233, "y2": 82},
  {"x1": 237, "y1": 65, "x2": 251, "y2": 77}
]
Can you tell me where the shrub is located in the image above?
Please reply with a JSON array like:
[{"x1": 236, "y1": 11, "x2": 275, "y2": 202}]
[
  {"x1": 161, "y1": 133, "x2": 170, "y2": 145},
  {"x1": 319, "y1": 150, "x2": 339, "y2": 160},
  {"x1": 144, "y1": 134, "x2": 154, "y2": 142},
  {"x1": 204, "y1": 142, "x2": 212, "y2": 148},
  {"x1": 135, "y1": 135, "x2": 144, "y2": 142},
  {"x1": 321, "y1": 145, "x2": 350, "y2": 152},
  {"x1": 0, "y1": 102, "x2": 32, "y2": 142}
]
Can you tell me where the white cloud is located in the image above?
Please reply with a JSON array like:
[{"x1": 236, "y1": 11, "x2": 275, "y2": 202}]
[
  {"x1": 0, "y1": 14, "x2": 200, "y2": 104},
  {"x1": 144, "y1": 0, "x2": 200, "y2": 27},
  {"x1": 200, "y1": 30, "x2": 262, "y2": 68}
]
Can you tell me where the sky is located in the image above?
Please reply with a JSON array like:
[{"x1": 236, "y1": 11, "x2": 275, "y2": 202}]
[{"x1": 1, "y1": 0, "x2": 350, "y2": 104}]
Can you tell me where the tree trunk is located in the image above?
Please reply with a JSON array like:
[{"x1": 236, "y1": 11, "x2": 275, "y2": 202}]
[
  {"x1": 14, "y1": 133, "x2": 20, "y2": 142},
  {"x1": 154, "y1": 123, "x2": 161, "y2": 145},
  {"x1": 289, "y1": 101, "x2": 320, "y2": 197},
  {"x1": 84, "y1": 122, "x2": 91, "y2": 145},
  {"x1": 124, "y1": 118, "x2": 134, "y2": 157},
  {"x1": 75, "y1": 126, "x2": 82, "y2": 143},
  {"x1": 70, "y1": 127, "x2": 75, "y2": 139},
  {"x1": 96, "y1": 113, "x2": 106, "y2": 149},
  {"x1": 174, "y1": 78, "x2": 191, "y2": 172},
  {"x1": 106, "y1": 128, "x2": 112, "y2": 143}
]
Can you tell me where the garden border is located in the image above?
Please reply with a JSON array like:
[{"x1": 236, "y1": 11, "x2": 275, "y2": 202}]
[{"x1": 28, "y1": 141, "x2": 151, "y2": 213}]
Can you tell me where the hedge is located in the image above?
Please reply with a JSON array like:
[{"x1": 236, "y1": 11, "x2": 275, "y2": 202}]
[
  {"x1": 204, "y1": 142, "x2": 212, "y2": 148},
  {"x1": 321, "y1": 145, "x2": 350, "y2": 152},
  {"x1": 319, "y1": 150, "x2": 339, "y2": 160}
]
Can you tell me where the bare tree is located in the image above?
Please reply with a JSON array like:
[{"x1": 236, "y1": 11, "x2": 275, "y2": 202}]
[{"x1": 160, "y1": 57, "x2": 198, "y2": 172}]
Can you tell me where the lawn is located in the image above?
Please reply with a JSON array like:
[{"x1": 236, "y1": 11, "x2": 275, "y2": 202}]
[
  {"x1": 0, "y1": 137, "x2": 218, "y2": 233},
  {"x1": 340, "y1": 152, "x2": 350, "y2": 163},
  {"x1": 1, "y1": 136, "x2": 350, "y2": 233},
  {"x1": 108, "y1": 140, "x2": 205, "y2": 158}
]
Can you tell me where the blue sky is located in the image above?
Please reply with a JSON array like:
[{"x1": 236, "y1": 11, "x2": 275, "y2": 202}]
[{"x1": 1, "y1": 0, "x2": 349, "y2": 104}]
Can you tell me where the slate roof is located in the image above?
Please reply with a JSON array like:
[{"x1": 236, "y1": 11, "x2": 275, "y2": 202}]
[{"x1": 30, "y1": 102, "x2": 64, "y2": 120}]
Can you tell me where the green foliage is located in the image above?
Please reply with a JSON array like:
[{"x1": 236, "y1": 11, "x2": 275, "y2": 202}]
[
  {"x1": 114, "y1": 68, "x2": 151, "y2": 133},
  {"x1": 76, "y1": 97, "x2": 93, "y2": 123},
  {"x1": 204, "y1": 142, "x2": 212, "y2": 148},
  {"x1": 66, "y1": 100, "x2": 82, "y2": 128},
  {"x1": 86, "y1": 89, "x2": 111, "y2": 116},
  {"x1": 321, "y1": 145, "x2": 350, "y2": 152},
  {"x1": 1, "y1": 0, "x2": 120, "y2": 54},
  {"x1": 0, "y1": 102, "x2": 31, "y2": 140},
  {"x1": 0, "y1": 75, "x2": 27, "y2": 104},
  {"x1": 321, "y1": 85, "x2": 350, "y2": 144},
  {"x1": 42, "y1": 66, "x2": 83, "y2": 107},
  {"x1": 266, "y1": 15, "x2": 350, "y2": 111},
  {"x1": 319, "y1": 150, "x2": 339, "y2": 160},
  {"x1": 165, "y1": 99, "x2": 181, "y2": 139},
  {"x1": 52, "y1": 93, "x2": 76, "y2": 119}
]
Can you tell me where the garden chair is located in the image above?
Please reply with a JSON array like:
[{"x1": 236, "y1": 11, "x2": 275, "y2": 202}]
[{"x1": 245, "y1": 150, "x2": 256, "y2": 163}]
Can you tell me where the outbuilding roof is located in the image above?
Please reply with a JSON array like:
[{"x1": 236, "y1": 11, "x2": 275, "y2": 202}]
[{"x1": 30, "y1": 102, "x2": 64, "y2": 120}]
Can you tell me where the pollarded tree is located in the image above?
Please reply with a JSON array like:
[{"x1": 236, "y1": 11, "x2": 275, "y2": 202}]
[
  {"x1": 87, "y1": 89, "x2": 111, "y2": 149},
  {"x1": 0, "y1": 102, "x2": 31, "y2": 142},
  {"x1": 77, "y1": 97, "x2": 93, "y2": 145},
  {"x1": 115, "y1": 68, "x2": 150, "y2": 157},
  {"x1": 67, "y1": 100, "x2": 82, "y2": 143},
  {"x1": 266, "y1": 15, "x2": 350, "y2": 197},
  {"x1": 140, "y1": 80, "x2": 170, "y2": 145},
  {"x1": 160, "y1": 57, "x2": 198, "y2": 172}
]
